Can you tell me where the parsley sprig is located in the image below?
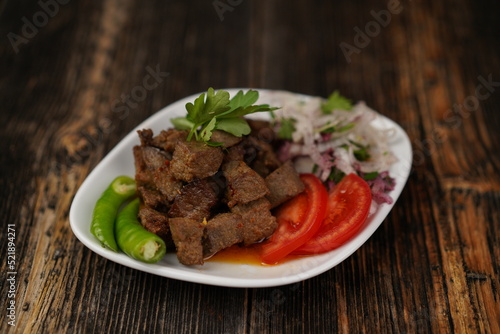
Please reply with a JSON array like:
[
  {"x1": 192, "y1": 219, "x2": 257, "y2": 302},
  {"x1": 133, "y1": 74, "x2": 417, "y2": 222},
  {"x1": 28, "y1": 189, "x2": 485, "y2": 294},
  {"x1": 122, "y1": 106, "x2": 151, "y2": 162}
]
[
  {"x1": 171, "y1": 88, "x2": 278, "y2": 146},
  {"x1": 321, "y1": 90, "x2": 353, "y2": 114}
]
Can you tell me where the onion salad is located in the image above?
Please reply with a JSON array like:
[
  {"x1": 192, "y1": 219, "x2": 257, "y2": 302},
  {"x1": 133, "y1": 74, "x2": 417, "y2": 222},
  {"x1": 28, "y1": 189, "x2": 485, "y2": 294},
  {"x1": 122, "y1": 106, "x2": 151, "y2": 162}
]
[{"x1": 270, "y1": 90, "x2": 398, "y2": 208}]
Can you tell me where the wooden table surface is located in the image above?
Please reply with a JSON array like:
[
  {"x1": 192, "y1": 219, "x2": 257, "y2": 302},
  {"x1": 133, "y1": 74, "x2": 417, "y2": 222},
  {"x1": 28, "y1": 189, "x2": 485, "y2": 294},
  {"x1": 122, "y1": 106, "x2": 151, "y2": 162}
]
[{"x1": 1, "y1": 0, "x2": 499, "y2": 333}]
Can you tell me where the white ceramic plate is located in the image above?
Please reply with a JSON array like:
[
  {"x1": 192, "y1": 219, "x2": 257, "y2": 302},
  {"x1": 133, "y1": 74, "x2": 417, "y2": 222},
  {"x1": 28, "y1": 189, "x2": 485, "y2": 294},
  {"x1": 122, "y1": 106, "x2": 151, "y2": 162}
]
[{"x1": 69, "y1": 89, "x2": 412, "y2": 288}]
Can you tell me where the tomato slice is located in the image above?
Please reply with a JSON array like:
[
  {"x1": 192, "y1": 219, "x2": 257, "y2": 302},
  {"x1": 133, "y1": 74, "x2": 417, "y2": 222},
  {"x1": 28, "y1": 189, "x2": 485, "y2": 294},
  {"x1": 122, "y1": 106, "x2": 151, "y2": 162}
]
[
  {"x1": 260, "y1": 174, "x2": 328, "y2": 264},
  {"x1": 293, "y1": 173, "x2": 372, "y2": 254}
]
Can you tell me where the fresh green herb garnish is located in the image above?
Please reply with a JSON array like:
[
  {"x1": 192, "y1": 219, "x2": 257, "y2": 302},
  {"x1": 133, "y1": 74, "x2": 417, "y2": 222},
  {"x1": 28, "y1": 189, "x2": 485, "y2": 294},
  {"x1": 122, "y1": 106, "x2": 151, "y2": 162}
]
[
  {"x1": 277, "y1": 118, "x2": 297, "y2": 140},
  {"x1": 336, "y1": 123, "x2": 355, "y2": 132},
  {"x1": 171, "y1": 88, "x2": 278, "y2": 145},
  {"x1": 321, "y1": 90, "x2": 353, "y2": 114},
  {"x1": 328, "y1": 168, "x2": 346, "y2": 184},
  {"x1": 354, "y1": 150, "x2": 370, "y2": 161},
  {"x1": 338, "y1": 140, "x2": 371, "y2": 161},
  {"x1": 350, "y1": 140, "x2": 371, "y2": 161},
  {"x1": 312, "y1": 164, "x2": 319, "y2": 174},
  {"x1": 318, "y1": 122, "x2": 355, "y2": 134},
  {"x1": 170, "y1": 117, "x2": 194, "y2": 130},
  {"x1": 362, "y1": 171, "x2": 379, "y2": 180}
]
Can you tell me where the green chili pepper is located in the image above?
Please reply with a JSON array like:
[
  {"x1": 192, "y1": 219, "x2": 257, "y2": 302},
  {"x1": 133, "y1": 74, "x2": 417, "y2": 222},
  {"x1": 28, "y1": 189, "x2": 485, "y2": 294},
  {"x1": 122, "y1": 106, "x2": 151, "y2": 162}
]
[
  {"x1": 115, "y1": 198, "x2": 166, "y2": 263},
  {"x1": 90, "y1": 176, "x2": 137, "y2": 252}
]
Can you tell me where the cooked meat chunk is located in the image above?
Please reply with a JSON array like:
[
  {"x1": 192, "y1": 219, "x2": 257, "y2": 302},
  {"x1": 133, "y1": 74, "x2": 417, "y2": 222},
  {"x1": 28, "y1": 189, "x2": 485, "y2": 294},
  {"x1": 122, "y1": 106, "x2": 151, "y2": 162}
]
[
  {"x1": 170, "y1": 141, "x2": 224, "y2": 182},
  {"x1": 136, "y1": 128, "x2": 186, "y2": 158},
  {"x1": 247, "y1": 119, "x2": 276, "y2": 143},
  {"x1": 251, "y1": 160, "x2": 273, "y2": 178},
  {"x1": 223, "y1": 160, "x2": 270, "y2": 207},
  {"x1": 138, "y1": 204, "x2": 170, "y2": 241},
  {"x1": 203, "y1": 213, "x2": 243, "y2": 257},
  {"x1": 208, "y1": 171, "x2": 228, "y2": 198},
  {"x1": 149, "y1": 129, "x2": 187, "y2": 153},
  {"x1": 242, "y1": 136, "x2": 282, "y2": 177},
  {"x1": 247, "y1": 119, "x2": 272, "y2": 134},
  {"x1": 224, "y1": 144, "x2": 245, "y2": 163},
  {"x1": 138, "y1": 146, "x2": 183, "y2": 202},
  {"x1": 265, "y1": 161, "x2": 305, "y2": 208},
  {"x1": 141, "y1": 146, "x2": 170, "y2": 169},
  {"x1": 168, "y1": 178, "x2": 219, "y2": 221},
  {"x1": 210, "y1": 130, "x2": 243, "y2": 148},
  {"x1": 137, "y1": 185, "x2": 169, "y2": 212},
  {"x1": 169, "y1": 218, "x2": 205, "y2": 265},
  {"x1": 151, "y1": 168, "x2": 182, "y2": 202},
  {"x1": 231, "y1": 198, "x2": 277, "y2": 245},
  {"x1": 137, "y1": 129, "x2": 154, "y2": 146},
  {"x1": 134, "y1": 146, "x2": 168, "y2": 205},
  {"x1": 133, "y1": 145, "x2": 153, "y2": 185}
]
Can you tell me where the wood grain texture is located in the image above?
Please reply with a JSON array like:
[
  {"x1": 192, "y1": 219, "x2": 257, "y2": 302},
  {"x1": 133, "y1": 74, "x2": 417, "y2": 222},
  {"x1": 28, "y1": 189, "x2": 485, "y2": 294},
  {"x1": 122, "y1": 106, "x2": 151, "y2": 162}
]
[{"x1": 0, "y1": 0, "x2": 498, "y2": 333}]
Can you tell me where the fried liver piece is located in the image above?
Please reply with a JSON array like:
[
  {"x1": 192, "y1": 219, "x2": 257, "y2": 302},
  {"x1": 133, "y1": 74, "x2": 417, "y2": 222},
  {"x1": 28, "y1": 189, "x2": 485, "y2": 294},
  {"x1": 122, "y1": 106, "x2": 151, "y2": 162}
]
[
  {"x1": 141, "y1": 146, "x2": 169, "y2": 169},
  {"x1": 137, "y1": 185, "x2": 169, "y2": 213},
  {"x1": 203, "y1": 213, "x2": 244, "y2": 258},
  {"x1": 138, "y1": 204, "x2": 171, "y2": 241},
  {"x1": 137, "y1": 128, "x2": 187, "y2": 154},
  {"x1": 151, "y1": 168, "x2": 182, "y2": 203},
  {"x1": 137, "y1": 128, "x2": 154, "y2": 146},
  {"x1": 168, "y1": 178, "x2": 219, "y2": 221},
  {"x1": 170, "y1": 141, "x2": 224, "y2": 182},
  {"x1": 169, "y1": 218, "x2": 205, "y2": 265},
  {"x1": 247, "y1": 119, "x2": 276, "y2": 141},
  {"x1": 133, "y1": 145, "x2": 153, "y2": 185},
  {"x1": 134, "y1": 145, "x2": 173, "y2": 210},
  {"x1": 265, "y1": 161, "x2": 305, "y2": 208},
  {"x1": 224, "y1": 144, "x2": 245, "y2": 163},
  {"x1": 222, "y1": 160, "x2": 270, "y2": 207},
  {"x1": 149, "y1": 128, "x2": 187, "y2": 153},
  {"x1": 231, "y1": 198, "x2": 277, "y2": 245},
  {"x1": 138, "y1": 145, "x2": 182, "y2": 202},
  {"x1": 243, "y1": 136, "x2": 282, "y2": 177},
  {"x1": 210, "y1": 130, "x2": 243, "y2": 148}
]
